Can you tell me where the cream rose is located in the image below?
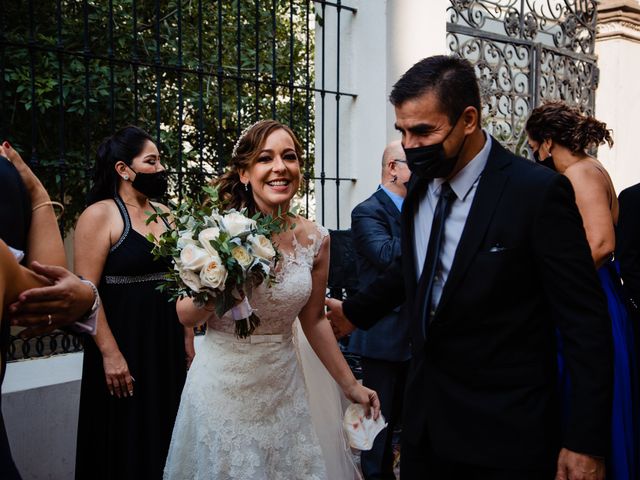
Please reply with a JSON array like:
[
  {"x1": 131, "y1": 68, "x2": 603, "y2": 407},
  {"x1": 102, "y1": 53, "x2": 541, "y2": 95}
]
[
  {"x1": 198, "y1": 227, "x2": 221, "y2": 256},
  {"x1": 179, "y1": 244, "x2": 209, "y2": 271},
  {"x1": 177, "y1": 229, "x2": 197, "y2": 249},
  {"x1": 179, "y1": 269, "x2": 202, "y2": 292},
  {"x1": 221, "y1": 212, "x2": 256, "y2": 237},
  {"x1": 206, "y1": 211, "x2": 223, "y2": 227},
  {"x1": 231, "y1": 245, "x2": 253, "y2": 269},
  {"x1": 247, "y1": 234, "x2": 276, "y2": 261},
  {"x1": 199, "y1": 255, "x2": 228, "y2": 290}
]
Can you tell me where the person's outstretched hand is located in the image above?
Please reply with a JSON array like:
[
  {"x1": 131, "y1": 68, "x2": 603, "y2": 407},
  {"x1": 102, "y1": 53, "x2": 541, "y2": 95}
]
[
  {"x1": 325, "y1": 297, "x2": 356, "y2": 339},
  {"x1": 8, "y1": 261, "x2": 94, "y2": 337},
  {"x1": 555, "y1": 448, "x2": 605, "y2": 480}
]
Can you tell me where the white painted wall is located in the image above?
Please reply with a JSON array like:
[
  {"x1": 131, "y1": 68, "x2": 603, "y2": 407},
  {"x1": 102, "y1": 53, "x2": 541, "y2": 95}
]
[
  {"x1": 2, "y1": 354, "x2": 83, "y2": 480},
  {"x1": 314, "y1": 0, "x2": 448, "y2": 229},
  {"x1": 595, "y1": 0, "x2": 640, "y2": 194},
  {"x1": 1, "y1": 336, "x2": 207, "y2": 479}
]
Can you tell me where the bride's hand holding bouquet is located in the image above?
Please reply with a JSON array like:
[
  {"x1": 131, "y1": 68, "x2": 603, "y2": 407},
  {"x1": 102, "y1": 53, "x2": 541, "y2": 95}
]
[{"x1": 147, "y1": 185, "x2": 292, "y2": 338}]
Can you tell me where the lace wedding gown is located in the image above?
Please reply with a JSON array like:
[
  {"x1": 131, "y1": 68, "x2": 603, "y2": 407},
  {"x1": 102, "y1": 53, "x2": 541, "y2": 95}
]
[{"x1": 164, "y1": 225, "x2": 359, "y2": 480}]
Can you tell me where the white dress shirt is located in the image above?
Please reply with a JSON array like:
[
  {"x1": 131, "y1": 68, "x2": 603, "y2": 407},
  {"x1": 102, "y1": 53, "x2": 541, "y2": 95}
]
[{"x1": 414, "y1": 131, "x2": 492, "y2": 315}]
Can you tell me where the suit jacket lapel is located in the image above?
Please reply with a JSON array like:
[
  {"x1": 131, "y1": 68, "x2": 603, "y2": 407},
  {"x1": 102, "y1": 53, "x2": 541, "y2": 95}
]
[
  {"x1": 402, "y1": 175, "x2": 429, "y2": 296},
  {"x1": 434, "y1": 139, "x2": 511, "y2": 319}
]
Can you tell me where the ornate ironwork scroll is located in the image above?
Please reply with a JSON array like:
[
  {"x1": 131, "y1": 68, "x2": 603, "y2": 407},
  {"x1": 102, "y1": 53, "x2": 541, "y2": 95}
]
[{"x1": 447, "y1": 0, "x2": 598, "y2": 156}]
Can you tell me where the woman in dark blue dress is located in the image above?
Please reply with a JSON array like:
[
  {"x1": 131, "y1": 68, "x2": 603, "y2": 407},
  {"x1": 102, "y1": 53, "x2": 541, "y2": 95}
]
[{"x1": 527, "y1": 101, "x2": 639, "y2": 480}]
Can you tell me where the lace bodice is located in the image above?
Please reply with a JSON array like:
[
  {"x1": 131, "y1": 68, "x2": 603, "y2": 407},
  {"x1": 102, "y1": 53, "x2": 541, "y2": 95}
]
[
  {"x1": 165, "y1": 223, "x2": 333, "y2": 480},
  {"x1": 209, "y1": 223, "x2": 329, "y2": 335}
]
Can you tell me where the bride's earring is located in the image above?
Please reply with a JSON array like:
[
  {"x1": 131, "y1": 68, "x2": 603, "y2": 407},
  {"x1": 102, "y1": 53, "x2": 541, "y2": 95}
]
[
  {"x1": 123, "y1": 175, "x2": 129, "y2": 181},
  {"x1": 244, "y1": 182, "x2": 249, "y2": 191}
]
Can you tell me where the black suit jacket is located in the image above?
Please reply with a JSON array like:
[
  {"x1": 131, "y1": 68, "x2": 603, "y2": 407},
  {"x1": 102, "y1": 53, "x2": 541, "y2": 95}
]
[
  {"x1": 348, "y1": 188, "x2": 410, "y2": 361},
  {"x1": 617, "y1": 183, "x2": 640, "y2": 309},
  {"x1": 344, "y1": 138, "x2": 612, "y2": 469}
]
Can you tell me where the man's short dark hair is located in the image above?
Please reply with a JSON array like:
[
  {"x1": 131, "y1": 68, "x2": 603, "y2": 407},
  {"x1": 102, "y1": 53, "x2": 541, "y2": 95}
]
[{"x1": 389, "y1": 55, "x2": 481, "y2": 125}]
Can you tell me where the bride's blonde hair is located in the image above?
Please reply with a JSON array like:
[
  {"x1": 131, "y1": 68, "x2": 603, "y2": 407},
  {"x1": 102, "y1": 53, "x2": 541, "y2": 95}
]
[{"x1": 212, "y1": 120, "x2": 303, "y2": 215}]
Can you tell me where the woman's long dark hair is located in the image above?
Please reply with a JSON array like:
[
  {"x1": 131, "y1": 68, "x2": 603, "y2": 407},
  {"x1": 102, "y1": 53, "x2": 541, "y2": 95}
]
[
  {"x1": 87, "y1": 126, "x2": 153, "y2": 205},
  {"x1": 526, "y1": 101, "x2": 613, "y2": 154},
  {"x1": 212, "y1": 119, "x2": 303, "y2": 215}
]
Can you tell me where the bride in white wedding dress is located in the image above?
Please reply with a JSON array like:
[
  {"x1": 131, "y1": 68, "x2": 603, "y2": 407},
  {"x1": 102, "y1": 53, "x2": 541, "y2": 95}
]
[{"x1": 163, "y1": 120, "x2": 378, "y2": 480}]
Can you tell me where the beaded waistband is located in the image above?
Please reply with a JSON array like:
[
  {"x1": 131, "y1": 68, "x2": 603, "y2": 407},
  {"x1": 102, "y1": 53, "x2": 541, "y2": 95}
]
[{"x1": 103, "y1": 272, "x2": 167, "y2": 285}]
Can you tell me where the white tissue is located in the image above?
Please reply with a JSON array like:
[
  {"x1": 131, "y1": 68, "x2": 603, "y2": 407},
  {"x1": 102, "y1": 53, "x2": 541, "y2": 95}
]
[{"x1": 342, "y1": 403, "x2": 387, "y2": 451}]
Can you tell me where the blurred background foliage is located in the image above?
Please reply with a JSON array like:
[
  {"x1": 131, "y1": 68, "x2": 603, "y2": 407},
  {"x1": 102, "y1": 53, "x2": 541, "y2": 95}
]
[{"x1": 1, "y1": 0, "x2": 315, "y2": 232}]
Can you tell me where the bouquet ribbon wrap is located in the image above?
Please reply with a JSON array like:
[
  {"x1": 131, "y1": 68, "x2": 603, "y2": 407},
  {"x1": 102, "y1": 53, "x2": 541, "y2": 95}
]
[
  {"x1": 230, "y1": 296, "x2": 260, "y2": 338},
  {"x1": 231, "y1": 297, "x2": 254, "y2": 321}
]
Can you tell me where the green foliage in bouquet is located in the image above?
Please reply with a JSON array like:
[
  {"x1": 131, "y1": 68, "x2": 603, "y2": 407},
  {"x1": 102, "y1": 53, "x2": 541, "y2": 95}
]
[{"x1": 146, "y1": 185, "x2": 295, "y2": 338}]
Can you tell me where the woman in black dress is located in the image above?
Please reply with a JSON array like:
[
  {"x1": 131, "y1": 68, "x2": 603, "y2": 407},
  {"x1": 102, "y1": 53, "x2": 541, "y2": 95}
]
[{"x1": 74, "y1": 126, "x2": 194, "y2": 479}]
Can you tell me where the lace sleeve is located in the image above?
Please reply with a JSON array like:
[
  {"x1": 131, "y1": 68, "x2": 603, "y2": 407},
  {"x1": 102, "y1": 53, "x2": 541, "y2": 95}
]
[{"x1": 312, "y1": 224, "x2": 329, "y2": 257}]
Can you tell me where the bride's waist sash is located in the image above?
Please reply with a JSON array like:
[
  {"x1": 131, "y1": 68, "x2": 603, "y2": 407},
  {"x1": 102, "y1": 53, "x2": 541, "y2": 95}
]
[{"x1": 207, "y1": 328, "x2": 292, "y2": 345}]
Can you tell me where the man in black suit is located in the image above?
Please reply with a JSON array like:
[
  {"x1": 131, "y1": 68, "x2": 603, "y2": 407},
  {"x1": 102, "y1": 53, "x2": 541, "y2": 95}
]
[
  {"x1": 327, "y1": 56, "x2": 611, "y2": 479},
  {"x1": 616, "y1": 183, "x2": 640, "y2": 381},
  {"x1": 617, "y1": 183, "x2": 640, "y2": 311},
  {"x1": 348, "y1": 140, "x2": 411, "y2": 479}
]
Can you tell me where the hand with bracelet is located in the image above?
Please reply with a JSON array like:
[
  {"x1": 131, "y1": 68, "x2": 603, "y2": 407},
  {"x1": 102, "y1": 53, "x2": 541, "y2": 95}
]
[
  {"x1": 1, "y1": 140, "x2": 99, "y2": 336},
  {"x1": 0, "y1": 140, "x2": 66, "y2": 267},
  {"x1": 8, "y1": 261, "x2": 99, "y2": 337}
]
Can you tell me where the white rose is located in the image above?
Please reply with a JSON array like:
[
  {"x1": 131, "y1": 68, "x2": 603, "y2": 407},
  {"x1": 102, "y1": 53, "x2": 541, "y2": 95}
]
[
  {"x1": 231, "y1": 245, "x2": 253, "y2": 269},
  {"x1": 177, "y1": 229, "x2": 197, "y2": 249},
  {"x1": 221, "y1": 211, "x2": 256, "y2": 237},
  {"x1": 198, "y1": 227, "x2": 221, "y2": 256},
  {"x1": 247, "y1": 234, "x2": 276, "y2": 261},
  {"x1": 205, "y1": 211, "x2": 223, "y2": 227},
  {"x1": 179, "y1": 244, "x2": 209, "y2": 271},
  {"x1": 199, "y1": 255, "x2": 228, "y2": 290},
  {"x1": 179, "y1": 269, "x2": 202, "y2": 293}
]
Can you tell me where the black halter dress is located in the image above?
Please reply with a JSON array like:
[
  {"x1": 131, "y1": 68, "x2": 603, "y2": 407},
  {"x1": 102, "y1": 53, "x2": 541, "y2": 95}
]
[{"x1": 75, "y1": 195, "x2": 186, "y2": 480}]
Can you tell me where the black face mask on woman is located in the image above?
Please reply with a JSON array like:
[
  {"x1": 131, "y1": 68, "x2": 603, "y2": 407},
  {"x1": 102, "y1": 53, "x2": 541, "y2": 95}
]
[
  {"x1": 403, "y1": 115, "x2": 467, "y2": 180},
  {"x1": 533, "y1": 149, "x2": 557, "y2": 172},
  {"x1": 130, "y1": 169, "x2": 168, "y2": 198}
]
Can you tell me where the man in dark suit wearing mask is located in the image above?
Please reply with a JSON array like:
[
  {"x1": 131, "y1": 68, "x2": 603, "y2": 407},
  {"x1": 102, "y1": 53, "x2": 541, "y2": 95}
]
[
  {"x1": 348, "y1": 140, "x2": 411, "y2": 479},
  {"x1": 327, "y1": 55, "x2": 611, "y2": 479}
]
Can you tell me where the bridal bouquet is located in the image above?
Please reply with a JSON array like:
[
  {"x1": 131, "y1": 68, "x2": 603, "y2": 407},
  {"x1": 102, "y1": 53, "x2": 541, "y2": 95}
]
[{"x1": 146, "y1": 185, "x2": 292, "y2": 338}]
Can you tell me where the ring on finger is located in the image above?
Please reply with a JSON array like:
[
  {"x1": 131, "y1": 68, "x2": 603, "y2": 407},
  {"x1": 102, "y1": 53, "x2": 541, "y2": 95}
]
[{"x1": 47, "y1": 314, "x2": 53, "y2": 326}]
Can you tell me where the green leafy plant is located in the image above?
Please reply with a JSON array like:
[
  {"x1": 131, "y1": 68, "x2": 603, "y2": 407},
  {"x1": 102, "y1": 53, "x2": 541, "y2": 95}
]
[{"x1": 2, "y1": 0, "x2": 316, "y2": 233}]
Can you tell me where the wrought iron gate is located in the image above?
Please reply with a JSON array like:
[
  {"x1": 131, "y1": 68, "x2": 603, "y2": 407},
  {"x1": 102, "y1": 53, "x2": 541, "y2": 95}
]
[
  {"x1": 1, "y1": 0, "x2": 354, "y2": 361},
  {"x1": 447, "y1": 0, "x2": 599, "y2": 156}
]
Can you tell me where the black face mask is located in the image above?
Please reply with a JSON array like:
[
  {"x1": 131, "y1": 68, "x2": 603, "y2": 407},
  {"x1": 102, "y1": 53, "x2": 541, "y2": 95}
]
[
  {"x1": 130, "y1": 169, "x2": 168, "y2": 198},
  {"x1": 403, "y1": 117, "x2": 467, "y2": 180},
  {"x1": 533, "y1": 149, "x2": 556, "y2": 172}
]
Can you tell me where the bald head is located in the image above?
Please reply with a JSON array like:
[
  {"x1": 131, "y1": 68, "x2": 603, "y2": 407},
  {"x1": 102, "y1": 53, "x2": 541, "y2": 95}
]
[
  {"x1": 382, "y1": 140, "x2": 405, "y2": 170},
  {"x1": 380, "y1": 140, "x2": 410, "y2": 197}
]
